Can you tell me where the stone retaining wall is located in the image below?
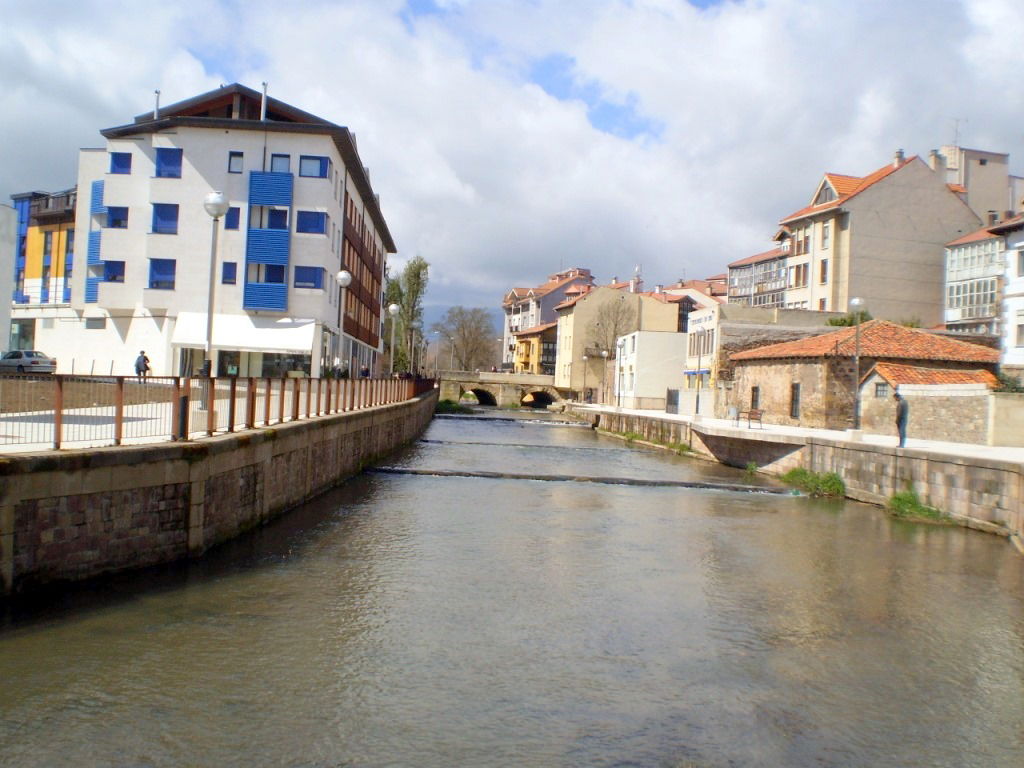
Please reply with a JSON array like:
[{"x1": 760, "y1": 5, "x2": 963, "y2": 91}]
[
  {"x1": 1, "y1": 390, "x2": 437, "y2": 595},
  {"x1": 573, "y1": 406, "x2": 1023, "y2": 549}
]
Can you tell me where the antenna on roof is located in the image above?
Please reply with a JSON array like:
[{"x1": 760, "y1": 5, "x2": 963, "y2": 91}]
[
  {"x1": 260, "y1": 82, "x2": 268, "y2": 121},
  {"x1": 950, "y1": 117, "x2": 967, "y2": 147},
  {"x1": 153, "y1": 90, "x2": 160, "y2": 120}
]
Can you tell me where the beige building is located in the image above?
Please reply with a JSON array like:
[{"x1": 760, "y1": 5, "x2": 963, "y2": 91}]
[
  {"x1": 937, "y1": 145, "x2": 1024, "y2": 221},
  {"x1": 554, "y1": 284, "x2": 677, "y2": 402},
  {"x1": 614, "y1": 330, "x2": 688, "y2": 410}
]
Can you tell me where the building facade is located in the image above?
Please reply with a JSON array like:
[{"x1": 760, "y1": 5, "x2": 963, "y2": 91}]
[
  {"x1": 0, "y1": 202, "x2": 14, "y2": 347},
  {"x1": 9, "y1": 83, "x2": 395, "y2": 376},
  {"x1": 501, "y1": 267, "x2": 593, "y2": 367},
  {"x1": 993, "y1": 216, "x2": 1024, "y2": 377}
]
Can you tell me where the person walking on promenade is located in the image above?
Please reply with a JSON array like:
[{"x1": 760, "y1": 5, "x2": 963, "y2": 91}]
[
  {"x1": 134, "y1": 350, "x2": 150, "y2": 381},
  {"x1": 894, "y1": 391, "x2": 909, "y2": 448}
]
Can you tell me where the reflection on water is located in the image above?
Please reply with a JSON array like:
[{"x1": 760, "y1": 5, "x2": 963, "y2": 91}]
[{"x1": 1, "y1": 415, "x2": 1022, "y2": 767}]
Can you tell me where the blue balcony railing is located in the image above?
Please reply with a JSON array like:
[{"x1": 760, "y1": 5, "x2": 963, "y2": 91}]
[{"x1": 243, "y1": 282, "x2": 288, "y2": 312}]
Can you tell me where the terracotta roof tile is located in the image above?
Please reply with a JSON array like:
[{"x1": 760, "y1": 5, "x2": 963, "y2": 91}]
[
  {"x1": 868, "y1": 361, "x2": 998, "y2": 388},
  {"x1": 730, "y1": 320, "x2": 999, "y2": 364},
  {"x1": 779, "y1": 157, "x2": 917, "y2": 224},
  {"x1": 947, "y1": 183, "x2": 967, "y2": 194},
  {"x1": 728, "y1": 247, "x2": 785, "y2": 269},
  {"x1": 512, "y1": 320, "x2": 558, "y2": 336},
  {"x1": 946, "y1": 225, "x2": 999, "y2": 247},
  {"x1": 989, "y1": 213, "x2": 1024, "y2": 234}
]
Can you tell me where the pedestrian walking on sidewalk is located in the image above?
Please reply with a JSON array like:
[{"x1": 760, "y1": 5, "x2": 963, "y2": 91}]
[
  {"x1": 894, "y1": 391, "x2": 909, "y2": 447},
  {"x1": 134, "y1": 350, "x2": 150, "y2": 381}
]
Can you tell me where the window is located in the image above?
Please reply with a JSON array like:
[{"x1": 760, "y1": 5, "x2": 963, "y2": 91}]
[
  {"x1": 818, "y1": 298, "x2": 827, "y2": 311},
  {"x1": 296, "y1": 210, "x2": 327, "y2": 234},
  {"x1": 875, "y1": 382, "x2": 889, "y2": 398},
  {"x1": 750, "y1": 386, "x2": 760, "y2": 410},
  {"x1": 299, "y1": 155, "x2": 330, "y2": 178},
  {"x1": 819, "y1": 259, "x2": 828, "y2": 283},
  {"x1": 66, "y1": 229, "x2": 75, "y2": 256},
  {"x1": 270, "y1": 154, "x2": 290, "y2": 173},
  {"x1": 85, "y1": 318, "x2": 106, "y2": 330},
  {"x1": 225, "y1": 207, "x2": 240, "y2": 230},
  {"x1": 821, "y1": 221, "x2": 831, "y2": 249},
  {"x1": 107, "y1": 206, "x2": 129, "y2": 229},
  {"x1": 228, "y1": 151, "x2": 243, "y2": 173},
  {"x1": 294, "y1": 266, "x2": 324, "y2": 288},
  {"x1": 248, "y1": 263, "x2": 286, "y2": 283},
  {"x1": 103, "y1": 261, "x2": 125, "y2": 282},
  {"x1": 222, "y1": 262, "x2": 237, "y2": 285},
  {"x1": 1018, "y1": 251, "x2": 1024, "y2": 277},
  {"x1": 148, "y1": 258, "x2": 176, "y2": 289},
  {"x1": 43, "y1": 232, "x2": 53, "y2": 257},
  {"x1": 155, "y1": 148, "x2": 183, "y2": 178},
  {"x1": 267, "y1": 209, "x2": 288, "y2": 229},
  {"x1": 790, "y1": 263, "x2": 808, "y2": 287},
  {"x1": 110, "y1": 152, "x2": 132, "y2": 174},
  {"x1": 790, "y1": 382, "x2": 800, "y2": 419},
  {"x1": 152, "y1": 203, "x2": 179, "y2": 234}
]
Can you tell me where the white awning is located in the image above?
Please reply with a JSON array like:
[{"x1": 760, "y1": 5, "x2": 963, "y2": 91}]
[{"x1": 171, "y1": 312, "x2": 318, "y2": 354}]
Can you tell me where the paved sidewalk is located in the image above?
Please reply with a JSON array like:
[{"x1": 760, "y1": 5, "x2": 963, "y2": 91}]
[{"x1": 573, "y1": 403, "x2": 1024, "y2": 466}]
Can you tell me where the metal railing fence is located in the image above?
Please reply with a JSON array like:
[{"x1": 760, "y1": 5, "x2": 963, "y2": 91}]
[{"x1": 0, "y1": 374, "x2": 435, "y2": 451}]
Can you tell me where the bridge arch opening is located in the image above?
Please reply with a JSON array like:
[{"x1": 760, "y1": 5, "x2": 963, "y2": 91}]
[
  {"x1": 468, "y1": 388, "x2": 497, "y2": 406},
  {"x1": 521, "y1": 390, "x2": 555, "y2": 409}
]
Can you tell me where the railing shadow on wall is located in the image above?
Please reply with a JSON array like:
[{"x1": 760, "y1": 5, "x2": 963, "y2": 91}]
[{"x1": 0, "y1": 374, "x2": 437, "y2": 451}]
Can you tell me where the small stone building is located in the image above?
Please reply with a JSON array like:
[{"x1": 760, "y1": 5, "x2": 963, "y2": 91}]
[
  {"x1": 728, "y1": 320, "x2": 999, "y2": 430},
  {"x1": 859, "y1": 362, "x2": 998, "y2": 444}
]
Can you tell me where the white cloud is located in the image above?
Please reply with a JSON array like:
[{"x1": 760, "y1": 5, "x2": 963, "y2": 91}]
[{"x1": 1, "y1": 0, "x2": 1022, "y2": 317}]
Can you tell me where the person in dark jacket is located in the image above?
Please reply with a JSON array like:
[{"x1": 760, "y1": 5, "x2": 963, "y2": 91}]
[{"x1": 894, "y1": 391, "x2": 909, "y2": 447}]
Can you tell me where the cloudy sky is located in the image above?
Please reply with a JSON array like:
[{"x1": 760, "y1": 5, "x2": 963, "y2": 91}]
[{"x1": 2, "y1": 0, "x2": 1022, "y2": 317}]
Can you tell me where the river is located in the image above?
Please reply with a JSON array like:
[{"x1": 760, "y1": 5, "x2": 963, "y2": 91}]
[{"x1": 1, "y1": 412, "x2": 1022, "y2": 767}]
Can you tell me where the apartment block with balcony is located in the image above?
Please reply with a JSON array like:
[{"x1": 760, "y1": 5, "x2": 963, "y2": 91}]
[
  {"x1": 775, "y1": 151, "x2": 981, "y2": 326},
  {"x1": 15, "y1": 83, "x2": 395, "y2": 376},
  {"x1": 990, "y1": 215, "x2": 1024, "y2": 378},
  {"x1": 944, "y1": 225, "x2": 1004, "y2": 335},
  {"x1": 500, "y1": 267, "x2": 593, "y2": 367},
  {"x1": 726, "y1": 246, "x2": 787, "y2": 308}
]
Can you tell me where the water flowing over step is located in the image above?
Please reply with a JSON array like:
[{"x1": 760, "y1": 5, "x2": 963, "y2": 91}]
[{"x1": 370, "y1": 466, "x2": 798, "y2": 494}]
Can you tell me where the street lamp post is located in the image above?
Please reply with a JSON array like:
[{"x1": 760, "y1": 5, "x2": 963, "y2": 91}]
[
  {"x1": 600, "y1": 349, "x2": 609, "y2": 404},
  {"x1": 850, "y1": 296, "x2": 864, "y2": 429},
  {"x1": 581, "y1": 354, "x2": 589, "y2": 403},
  {"x1": 387, "y1": 303, "x2": 400, "y2": 375},
  {"x1": 448, "y1": 336, "x2": 455, "y2": 370},
  {"x1": 336, "y1": 270, "x2": 352, "y2": 375},
  {"x1": 616, "y1": 337, "x2": 625, "y2": 410},
  {"x1": 202, "y1": 191, "x2": 230, "y2": 377}
]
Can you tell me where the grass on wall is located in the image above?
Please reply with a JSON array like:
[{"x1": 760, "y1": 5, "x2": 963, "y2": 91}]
[
  {"x1": 887, "y1": 487, "x2": 950, "y2": 522},
  {"x1": 780, "y1": 467, "x2": 845, "y2": 498}
]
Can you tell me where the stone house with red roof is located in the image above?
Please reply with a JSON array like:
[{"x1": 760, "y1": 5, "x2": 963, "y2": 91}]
[
  {"x1": 728, "y1": 320, "x2": 999, "y2": 431},
  {"x1": 858, "y1": 362, "x2": 999, "y2": 444}
]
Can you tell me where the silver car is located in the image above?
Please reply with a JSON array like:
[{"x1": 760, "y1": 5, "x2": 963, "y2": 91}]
[{"x1": 0, "y1": 350, "x2": 57, "y2": 374}]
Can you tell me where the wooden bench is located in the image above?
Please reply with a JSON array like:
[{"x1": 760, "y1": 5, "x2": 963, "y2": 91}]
[{"x1": 735, "y1": 409, "x2": 763, "y2": 428}]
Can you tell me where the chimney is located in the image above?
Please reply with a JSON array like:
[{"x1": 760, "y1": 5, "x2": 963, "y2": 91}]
[
  {"x1": 893, "y1": 149, "x2": 905, "y2": 168},
  {"x1": 988, "y1": 210, "x2": 998, "y2": 225},
  {"x1": 655, "y1": 284, "x2": 663, "y2": 294},
  {"x1": 611, "y1": 276, "x2": 618, "y2": 285},
  {"x1": 260, "y1": 81, "x2": 268, "y2": 121},
  {"x1": 153, "y1": 90, "x2": 160, "y2": 120},
  {"x1": 928, "y1": 149, "x2": 946, "y2": 175}
]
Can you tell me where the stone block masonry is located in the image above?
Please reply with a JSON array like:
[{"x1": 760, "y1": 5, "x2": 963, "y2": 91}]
[{"x1": 1, "y1": 389, "x2": 438, "y2": 596}]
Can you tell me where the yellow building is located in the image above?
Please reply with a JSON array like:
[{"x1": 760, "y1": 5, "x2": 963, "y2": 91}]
[
  {"x1": 10, "y1": 189, "x2": 76, "y2": 347},
  {"x1": 512, "y1": 321, "x2": 557, "y2": 374}
]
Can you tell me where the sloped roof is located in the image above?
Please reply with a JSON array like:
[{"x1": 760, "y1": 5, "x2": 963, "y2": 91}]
[
  {"x1": 728, "y1": 247, "x2": 785, "y2": 269},
  {"x1": 947, "y1": 225, "x2": 1001, "y2": 247},
  {"x1": 503, "y1": 271, "x2": 592, "y2": 307},
  {"x1": 780, "y1": 157, "x2": 916, "y2": 225},
  {"x1": 512, "y1": 320, "x2": 558, "y2": 337},
  {"x1": 989, "y1": 213, "x2": 1024, "y2": 234},
  {"x1": 730, "y1": 320, "x2": 999, "y2": 363},
  {"x1": 867, "y1": 361, "x2": 998, "y2": 388}
]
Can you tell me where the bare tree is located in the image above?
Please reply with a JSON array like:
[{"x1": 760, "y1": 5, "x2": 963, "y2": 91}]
[
  {"x1": 588, "y1": 295, "x2": 637, "y2": 354},
  {"x1": 431, "y1": 306, "x2": 497, "y2": 371}
]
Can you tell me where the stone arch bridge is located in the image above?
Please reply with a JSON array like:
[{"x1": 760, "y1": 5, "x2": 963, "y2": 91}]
[{"x1": 438, "y1": 371, "x2": 567, "y2": 408}]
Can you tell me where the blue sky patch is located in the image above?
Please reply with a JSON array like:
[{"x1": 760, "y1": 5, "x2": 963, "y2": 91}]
[{"x1": 529, "y1": 53, "x2": 661, "y2": 140}]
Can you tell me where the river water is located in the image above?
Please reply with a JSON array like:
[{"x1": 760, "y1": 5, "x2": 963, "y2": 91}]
[{"x1": 1, "y1": 413, "x2": 1023, "y2": 767}]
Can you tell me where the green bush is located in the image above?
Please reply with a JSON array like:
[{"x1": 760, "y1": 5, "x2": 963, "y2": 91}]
[
  {"x1": 781, "y1": 468, "x2": 845, "y2": 497},
  {"x1": 887, "y1": 488, "x2": 947, "y2": 521},
  {"x1": 435, "y1": 399, "x2": 474, "y2": 414},
  {"x1": 744, "y1": 461, "x2": 759, "y2": 477}
]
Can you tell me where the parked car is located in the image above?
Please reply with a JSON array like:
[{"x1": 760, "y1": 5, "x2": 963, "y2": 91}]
[{"x1": 0, "y1": 350, "x2": 57, "y2": 374}]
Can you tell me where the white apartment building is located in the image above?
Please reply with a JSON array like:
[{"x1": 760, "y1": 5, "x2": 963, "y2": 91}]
[
  {"x1": 991, "y1": 215, "x2": 1024, "y2": 377},
  {"x1": 944, "y1": 226, "x2": 1004, "y2": 335},
  {"x1": 11, "y1": 83, "x2": 395, "y2": 377},
  {"x1": 613, "y1": 330, "x2": 687, "y2": 410}
]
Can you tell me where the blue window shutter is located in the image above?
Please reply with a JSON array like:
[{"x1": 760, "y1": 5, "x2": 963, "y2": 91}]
[
  {"x1": 110, "y1": 152, "x2": 132, "y2": 174},
  {"x1": 155, "y1": 148, "x2": 183, "y2": 178},
  {"x1": 152, "y1": 204, "x2": 179, "y2": 234},
  {"x1": 90, "y1": 180, "x2": 106, "y2": 214},
  {"x1": 296, "y1": 211, "x2": 326, "y2": 233},
  {"x1": 149, "y1": 258, "x2": 176, "y2": 289},
  {"x1": 249, "y1": 172, "x2": 293, "y2": 206},
  {"x1": 225, "y1": 207, "x2": 240, "y2": 230},
  {"x1": 222, "y1": 262, "x2": 237, "y2": 284}
]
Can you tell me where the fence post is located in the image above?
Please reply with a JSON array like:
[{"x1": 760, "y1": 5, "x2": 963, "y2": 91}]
[
  {"x1": 292, "y1": 379, "x2": 300, "y2": 421},
  {"x1": 114, "y1": 376, "x2": 125, "y2": 446},
  {"x1": 246, "y1": 378, "x2": 256, "y2": 429},
  {"x1": 206, "y1": 376, "x2": 215, "y2": 437},
  {"x1": 305, "y1": 378, "x2": 312, "y2": 418},
  {"x1": 228, "y1": 377, "x2": 237, "y2": 432},
  {"x1": 172, "y1": 377, "x2": 182, "y2": 440},
  {"x1": 279, "y1": 377, "x2": 287, "y2": 423},
  {"x1": 53, "y1": 375, "x2": 63, "y2": 450}
]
